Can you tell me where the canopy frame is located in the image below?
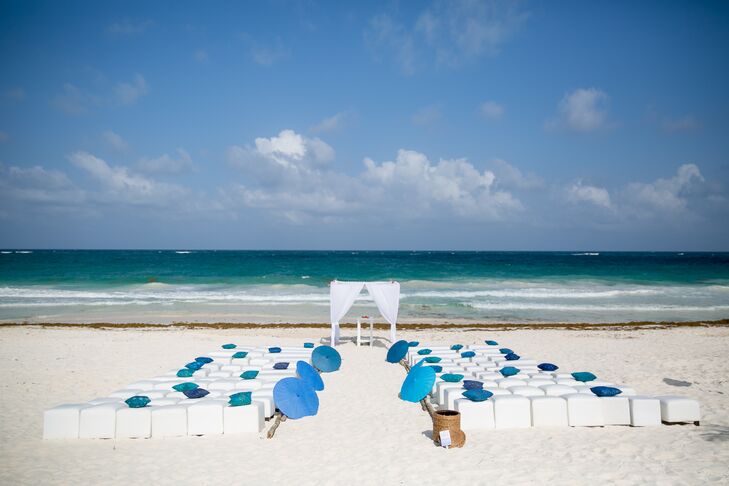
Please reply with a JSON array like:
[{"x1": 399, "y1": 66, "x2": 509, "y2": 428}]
[{"x1": 329, "y1": 280, "x2": 400, "y2": 346}]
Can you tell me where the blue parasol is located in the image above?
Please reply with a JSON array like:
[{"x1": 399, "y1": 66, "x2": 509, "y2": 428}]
[
  {"x1": 312, "y1": 345, "x2": 341, "y2": 372},
  {"x1": 296, "y1": 360, "x2": 324, "y2": 391},
  {"x1": 400, "y1": 365, "x2": 436, "y2": 402},
  {"x1": 386, "y1": 340, "x2": 410, "y2": 363},
  {"x1": 274, "y1": 377, "x2": 319, "y2": 419}
]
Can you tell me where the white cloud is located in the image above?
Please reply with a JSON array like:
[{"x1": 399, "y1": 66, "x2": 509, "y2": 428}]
[
  {"x1": 549, "y1": 88, "x2": 609, "y2": 132},
  {"x1": 311, "y1": 113, "x2": 346, "y2": 133},
  {"x1": 367, "y1": 0, "x2": 528, "y2": 74},
  {"x1": 627, "y1": 164, "x2": 704, "y2": 212},
  {"x1": 490, "y1": 159, "x2": 542, "y2": 189},
  {"x1": 107, "y1": 19, "x2": 153, "y2": 35},
  {"x1": 566, "y1": 181, "x2": 612, "y2": 209},
  {"x1": 662, "y1": 115, "x2": 701, "y2": 133},
  {"x1": 479, "y1": 101, "x2": 504, "y2": 120},
  {"x1": 102, "y1": 130, "x2": 128, "y2": 152},
  {"x1": 365, "y1": 14, "x2": 417, "y2": 75},
  {"x1": 228, "y1": 129, "x2": 335, "y2": 174},
  {"x1": 69, "y1": 151, "x2": 187, "y2": 206},
  {"x1": 114, "y1": 74, "x2": 148, "y2": 105},
  {"x1": 194, "y1": 49, "x2": 209, "y2": 63},
  {"x1": 138, "y1": 149, "x2": 194, "y2": 174},
  {"x1": 412, "y1": 104, "x2": 441, "y2": 126},
  {"x1": 54, "y1": 74, "x2": 148, "y2": 115},
  {"x1": 0, "y1": 164, "x2": 85, "y2": 207}
]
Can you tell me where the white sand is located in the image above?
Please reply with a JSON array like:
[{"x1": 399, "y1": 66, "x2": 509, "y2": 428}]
[{"x1": 1, "y1": 325, "x2": 729, "y2": 485}]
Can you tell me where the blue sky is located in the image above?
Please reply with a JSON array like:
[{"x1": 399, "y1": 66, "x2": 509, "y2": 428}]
[{"x1": 0, "y1": 0, "x2": 728, "y2": 250}]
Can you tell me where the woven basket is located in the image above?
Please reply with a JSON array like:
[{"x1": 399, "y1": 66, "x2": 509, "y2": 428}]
[{"x1": 432, "y1": 410, "x2": 466, "y2": 448}]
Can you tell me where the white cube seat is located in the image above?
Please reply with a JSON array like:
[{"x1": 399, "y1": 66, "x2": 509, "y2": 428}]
[
  {"x1": 150, "y1": 398, "x2": 180, "y2": 407},
  {"x1": 555, "y1": 379, "x2": 581, "y2": 387},
  {"x1": 553, "y1": 373, "x2": 574, "y2": 380},
  {"x1": 483, "y1": 387, "x2": 511, "y2": 396},
  {"x1": 208, "y1": 371, "x2": 232, "y2": 378},
  {"x1": 249, "y1": 358, "x2": 272, "y2": 366},
  {"x1": 165, "y1": 391, "x2": 187, "y2": 399},
  {"x1": 79, "y1": 403, "x2": 124, "y2": 439},
  {"x1": 600, "y1": 396, "x2": 631, "y2": 425},
  {"x1": 527, "y1": 379, "x2": 555, "y2": 387},
  {"x1": 530, "y1": 396, "x2": 568, "y2": 427},
  {"x1": 573, "y1": 386, "x2": 596, "y2": 395},
  {"x1": 542, "y1": 384, "x2": 578, "y2": 396},
  {"x1": 230, "y1": 358, "x2": 250, "y2": 367},
  {"x1": 43, "y1": 404, "x2": 87, "y2": 439},
  {"x1": 251, "y1": 389, "x2": 275, "y2": 417},
  {"x1": 629, "y1": 396, "x2": 661, "y2": 426},
  {"x1": 153, "y1": 382, "x2": 180, "y2": 391},
  {"x1": 444, "y1": 387, "x2": 467, "y2": 410},
  {"x1": 454, "y1": 398, "x2": 495, "y2": 430},
  {"x1": 509, "y1": 386, "x2": 545, "y2": 397},
  {"x1": 475, "y1": 372, "x2": 502, "y2": 380},
  {"x1": 497, "y1": 378, "x2": 528, "y2": 389},
  {"x1": 656, "y1": 396, "x2": 700, "y2": 424},
  {"x1": 235, "y1": 379, "x2": 264, "y2": 391},
  {"x1": 141, "y1": 391, "x2": 167, "y2": 399},
  {"x1": 151, "y1": 405, "x2": 187, "y2": 437},
  {"x1": 187, "y1": 400, "x2": 225, "y2": 435},
  {"x1": 565, "y1": 394, "x2": 604, "y2": 427},
  {"x1": 493, "y1": 395, "x2": 531, "y2": 428},
  {"x1": 614, "y1": 386, "x2": 636, "y2": 396},
  {"x1": 87, "y1": 397, "x2": 122, "y2": 405},
  {"x1": 116, "y1": 407, "x2": 152, "y2": 439},
  {"x1": 224, "y1": 402, "x2": 265, "y2": 434},
  {"x1": 208, "y1": 380, "x2": 237, "y2": 391},
  {"x1": 435, "y1": 382, "x2": 463, "y2": 404}
]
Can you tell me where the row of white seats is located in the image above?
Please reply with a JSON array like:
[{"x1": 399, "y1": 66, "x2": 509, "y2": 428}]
[{"x1": 43, "y1": 345, "x2": 314, "y2": 439}]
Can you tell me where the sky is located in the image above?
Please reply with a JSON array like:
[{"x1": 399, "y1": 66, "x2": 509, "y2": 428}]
[{"x1": 0, "y1": 0, "x2": 728, "y2": 251}]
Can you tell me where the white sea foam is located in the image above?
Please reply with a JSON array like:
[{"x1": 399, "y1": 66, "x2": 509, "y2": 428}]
[
  {"x1": 402, "y1": 288, "x2": 662, "y2": 299},
  {"x1": 468, "y1": 302, "x2": 729, "y2": 312},
  {"x1": 175, "y1": 251, "x2": 192, "y2": 254},
  {"x1": 572, "y1": 252, "x2": 600, "y2": 256}
]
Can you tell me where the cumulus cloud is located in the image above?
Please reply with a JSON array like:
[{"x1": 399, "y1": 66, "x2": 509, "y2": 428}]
[
  {"x1": 627, "y1": 164, "x2": 704, "y2": 212},
  {"x1": 490, "y1": 159, "x2": 543, "y2": 189},
  {"x1": 226, "y1": 129, "x2": 522, "y2": 223},
  {"x1": 69, "y1": 151, "x2": 187, "y2": 206},
  {"x1": 0, "y1": 164, "x2": 85, "y2": 209},
  {"x1": 366, "y1": 0, "x2": 528, "y2": 74},
  {"x1": 102, "y1": 130, "x2": 129, "y2": 152},
  {"x1": 411, "y1": 105, "x2": 441, "y2": 126},
  {"x1": 566, "y1": 181, "x2": 612, "y2": 209},
  {"x1": 138, "y1": 149, "x2": 194, "y2": 174},
  {"x1": 311, "y1": 112, "x2": 347, "y2": 133},
  {"x1": 107, "y1": 19, "x2": 153, "y2": 35},
  {"x1": 548, "y1": 88, "x2": 609, "y2": 132},
  {"x1": 479, "y1": 101, "x2": 504, "y2": 120}
]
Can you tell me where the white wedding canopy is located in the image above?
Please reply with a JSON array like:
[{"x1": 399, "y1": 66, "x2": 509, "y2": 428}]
[{"x1": 329, "y1": 280, "x2": 400, "y2": 346}]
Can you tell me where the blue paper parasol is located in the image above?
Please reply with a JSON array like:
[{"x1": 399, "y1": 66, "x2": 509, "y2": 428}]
[
  {"x1": 400, "y1": 365, "x2": 436, "y2": 403},
  {"x1": 274, "y1": 377, "x2": 319, "y2": 419},
  {"x1": 312, "y1": 345, "x2": 341, "y2": 372},
  {"x1": 386, "y1": 340, "x2": 410, "y2": 363},
  {"x1": 296, "y1": 360, "x2": 324, "y2": 391}
]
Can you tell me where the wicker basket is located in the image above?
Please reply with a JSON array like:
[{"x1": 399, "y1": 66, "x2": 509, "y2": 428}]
[{"x1": 432, "y1": 410, "x2": 466, "y2": 448}]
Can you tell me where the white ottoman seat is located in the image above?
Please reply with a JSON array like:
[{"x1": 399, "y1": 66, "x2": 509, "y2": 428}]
[
  {"x1": 565, "y1": 394, "x2": 604, "y2": 427},
  {"x1": 493, "y1": 395, "x2": 531, "y2": 428},
  {"x1": 530, "y1": 396, "x2": 568, "y2": 427},
  {"x1": 79, "y1": 403, "x2": 124, "y2": 439},
  {"x1": 116, "y1": 407, "x2": 152, "y2": 439},
  {"x1": 43, "y1": 404, "x2": 87, "y2": 439},
  {"x1": 542, "y1": 384, "x2": 578, "y2": 396},
  {"x1": 600, "y1": 396, "x2": 631, "y2": 425},
  {"x1": 629, "y1": 396, "x2": 661, "y2": 427},
  {"x1": 509, "y1": 386, "x2": 545, "y2": 397},
  {"x1": 187, "y1": 400, "x2": 225, "y2": 435},
  {"x1": 152, "y1": 405, "x2": 187, "y2": 437},
  {"x1": 497, "y1": 378, "x2": 528, "y2": 389},
  {"x1": 454, "y1": 398, "x2": 495, "y2": 430},
  {"x1": 224, "y1": 402, "x2": 265, "y2": 434},
  {"x1": 435, "y1": 382, "x2": 463, "y2": 404},
  {"x1": 656, "y1": 396, "x2": 700, "y2": 425}
]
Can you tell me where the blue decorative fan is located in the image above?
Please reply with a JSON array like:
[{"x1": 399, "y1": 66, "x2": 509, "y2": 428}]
[
  {"x1": 386, "y1": 340, "x2": 410, "y2": 363},
  {"x1": 400, "y1": 365, "x2": 436, "y2": 403},
  {"x1": 296, "y1": 360, "x2": 324, "y2": 391},
  {"x1": 312, "y1": 345, "x2": 341, "y2": 372},
  {"x1": 274, "y1": 377, "x2": 319, "y2": 419}
]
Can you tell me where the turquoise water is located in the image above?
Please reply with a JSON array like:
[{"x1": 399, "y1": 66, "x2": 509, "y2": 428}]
[{"x1": 1, "y1": 250, "x2": 728, "y2": 324}]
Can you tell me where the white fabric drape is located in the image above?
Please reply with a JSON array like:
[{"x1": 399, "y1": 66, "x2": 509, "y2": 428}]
[
  {"x1": 329, "y1": 281, "x2": 365, "y2": 346},
  {"x1": 329, "y1": 280, "x2": 400, "y2": 346},
  {"x1": 365, "y1": 281, "x2": 400, "y2": 343}
]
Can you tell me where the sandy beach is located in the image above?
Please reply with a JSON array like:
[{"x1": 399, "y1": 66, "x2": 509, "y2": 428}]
[{"x1": 1, "y1": 324, "x2": 728, "y2": 485}]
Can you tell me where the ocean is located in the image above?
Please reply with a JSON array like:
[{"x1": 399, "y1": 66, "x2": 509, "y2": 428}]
[{"x1": 1, "y1": 250, "x2": 728, "y2": 324}]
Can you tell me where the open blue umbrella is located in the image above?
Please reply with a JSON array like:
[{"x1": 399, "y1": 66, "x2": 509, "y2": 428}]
[
  {"x1": 274, "y1": 377, "x2": 319, "y2": 419},
  {"x1": 400, "y1": 365, "x2": 436, "y2": 403},
  {"x1": 312, "y1": 345, "x2": 341, "y2": 372},
  {"x1": 296, "y1": 360, "x2": 324, "y2": 391},
  {"x1": 386, "y1": 340, "x2": 409, "y2": 363}
]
